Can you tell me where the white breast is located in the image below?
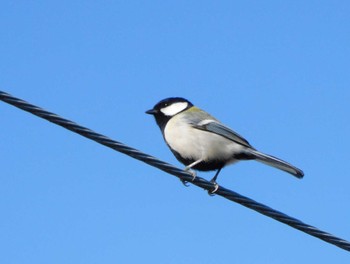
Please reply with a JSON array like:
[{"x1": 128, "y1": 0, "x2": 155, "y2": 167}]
[{"x1": 164, "y1": 115, "x2": 245, "y2": 164}]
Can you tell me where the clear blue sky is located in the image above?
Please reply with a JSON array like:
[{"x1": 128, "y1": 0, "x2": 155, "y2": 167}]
[{"x1": 1, "y1": 1, "x2": 350, "y2": 263}]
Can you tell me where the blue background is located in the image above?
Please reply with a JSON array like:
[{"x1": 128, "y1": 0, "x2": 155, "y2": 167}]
[{"x1": 1, "y1": 1, "x2": 350, "y2": 263}]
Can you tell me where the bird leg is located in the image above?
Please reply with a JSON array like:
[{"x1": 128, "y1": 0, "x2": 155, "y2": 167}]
[
  {"x1": 180, "y1": 159, "x2": 203, "y2": 186},
  {"x1": 208, "y1": 168, "x2": 222, "y2": 194},
  {"x1": 184, "y1": 159, "x2": 203, "y2": 180}
]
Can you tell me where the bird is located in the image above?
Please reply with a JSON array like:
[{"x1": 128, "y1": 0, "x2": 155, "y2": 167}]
[{"x1": 146, "y1": 97, "x2": 304, "y2": 192}]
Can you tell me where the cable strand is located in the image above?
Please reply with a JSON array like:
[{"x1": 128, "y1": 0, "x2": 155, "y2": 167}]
[{"x1": 1, "y1": 90, "x2": 349, "y2": 252}]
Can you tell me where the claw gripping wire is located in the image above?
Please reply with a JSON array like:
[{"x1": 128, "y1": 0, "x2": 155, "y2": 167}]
[{"x1": 1, "y1": 90, "x2": 350, "y2": 252}]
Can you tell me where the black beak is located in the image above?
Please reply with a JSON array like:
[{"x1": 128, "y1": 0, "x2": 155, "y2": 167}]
[{"x1": 146, "y1": 109, "x2": 158, "y2": 115}]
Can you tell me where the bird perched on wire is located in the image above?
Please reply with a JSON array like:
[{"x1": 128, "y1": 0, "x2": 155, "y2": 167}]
[{"x1": 146, "y1": 97, "x2": 304, "y2": 192}]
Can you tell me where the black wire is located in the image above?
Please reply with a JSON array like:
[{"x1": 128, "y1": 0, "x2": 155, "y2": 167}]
[{"x1": 1, "y1": 90, "x2": 350, "y2": 252}]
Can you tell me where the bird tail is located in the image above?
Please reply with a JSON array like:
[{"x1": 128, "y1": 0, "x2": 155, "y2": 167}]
[{"x1": 245, "y1": 149, "x2": 304, "y2": 178}]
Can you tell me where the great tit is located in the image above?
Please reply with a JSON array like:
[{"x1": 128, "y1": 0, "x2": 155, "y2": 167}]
[{"x1": 146, "y1": 97, "x2": 304, "y2": 190}]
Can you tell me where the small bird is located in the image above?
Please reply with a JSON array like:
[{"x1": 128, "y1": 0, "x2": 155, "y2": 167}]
[{"x1": 146, "y1": 97, "x2": 304, "y2": 191}]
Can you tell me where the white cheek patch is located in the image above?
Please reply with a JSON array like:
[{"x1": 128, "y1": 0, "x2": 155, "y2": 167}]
[{"x1": 160, "y1": 102, "x2": 188, "y2": 116}]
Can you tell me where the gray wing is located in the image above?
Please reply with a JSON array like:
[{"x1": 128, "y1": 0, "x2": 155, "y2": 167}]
[{"x1": 193, "y1": 120, "x2": 252, "y2": 148}]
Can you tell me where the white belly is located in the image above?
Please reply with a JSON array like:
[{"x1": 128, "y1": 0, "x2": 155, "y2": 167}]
[{"x1": 164, "y1": 115, "x2": 244, "y2": 164}]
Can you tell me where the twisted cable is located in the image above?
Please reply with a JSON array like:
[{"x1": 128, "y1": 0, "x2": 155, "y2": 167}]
[{"x1": 1, "y1": 90, "x2": 349, "y2": 252}]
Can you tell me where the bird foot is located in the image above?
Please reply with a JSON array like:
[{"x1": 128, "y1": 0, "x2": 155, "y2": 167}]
[
  {"x1": 180, "y1": 167, "x2": 197, "y2": 187},
  {"x1": 208, "y1": 180, "x2": 219, "y2": 196},
  {"x1": 184, "y1": 167, "x2": 197, "y2": 181},
  {"x1": 180, "y1": 179, "x2": 190, "y2": 187}
]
